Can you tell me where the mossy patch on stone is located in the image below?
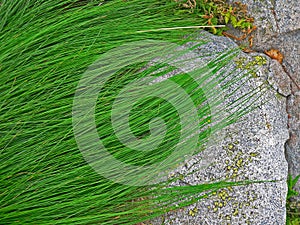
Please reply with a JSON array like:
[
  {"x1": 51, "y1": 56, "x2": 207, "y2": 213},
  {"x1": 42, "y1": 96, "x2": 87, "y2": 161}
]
[{"x1": 234, "y1": 55, "x2": 267, "y2": 78}]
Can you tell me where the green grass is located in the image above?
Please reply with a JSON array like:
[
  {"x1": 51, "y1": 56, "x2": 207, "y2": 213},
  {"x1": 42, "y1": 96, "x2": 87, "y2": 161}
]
[
  {"x1": 1, "y1": 0, "x2": 267, "y2": 224},
  {"x1": 287, "y1": 174, "x2": 300, "y2": 225}
]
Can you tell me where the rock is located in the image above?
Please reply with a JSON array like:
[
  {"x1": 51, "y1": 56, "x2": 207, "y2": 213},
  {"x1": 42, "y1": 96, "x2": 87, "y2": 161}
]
[
  {"x1": 274, "y1": 0, "x2": 300, "y2": 33},
  {"x1": 149, "y1": 31, "x2": 289, "y2": 225},
  {"x1": 227, "y1": 0, "x2": 279, "y2": 39},
  {"x1": 227, "y1": 0, "x2": 300, "y2": 35},
  {"x1": 227, "y1": 0, "x2": 300, "y2": 201},
  {"x1": 253, "y1": 31, "x2": 300, "y2": 88},
  {"x1": 227, "y1": 0, "x2": 300, "y2": 81},
  {"x1": 286, "y1": 91, "x2": 300, "y2": 197}
]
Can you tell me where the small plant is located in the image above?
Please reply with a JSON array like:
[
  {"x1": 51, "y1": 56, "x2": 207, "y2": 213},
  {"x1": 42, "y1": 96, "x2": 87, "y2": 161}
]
[
  {"x1": 287, "y1": 174, "x2": 300, "y2": 199},
  {"x1": 174, "y1": 0, "x2": 255, "y2": 36},
  {"x1": 286, "y1": 174, "x2": 300, "y2": 225}
]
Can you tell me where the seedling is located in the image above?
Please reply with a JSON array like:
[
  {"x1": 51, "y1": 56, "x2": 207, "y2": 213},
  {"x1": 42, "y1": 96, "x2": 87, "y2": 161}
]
[
  {"x1": 174, "y1": 0, "x2": 255, "y2": 36},
  {"x1": 286, "y1": 174, "x2": 300, "y2": 225}
]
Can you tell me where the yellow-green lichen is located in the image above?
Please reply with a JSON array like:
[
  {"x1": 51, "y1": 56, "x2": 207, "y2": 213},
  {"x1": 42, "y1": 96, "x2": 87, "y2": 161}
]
[
  {"x1": 233, "y1": 208, "x2": 239, "y2": 216},
  {"x1": 234, "y1": 55, "x2": 267, "y2": 78},
  {"x1": 205, "y1": 135, "x2": 262, "y2": 223},
  {"x1": 253, "y1": 56, "x2": 267, "y2": 66},
  {"x1": 249, "y1": 152, "x2": 259, "y2": 157},
  {"x1": 188, "y1": 207, "x2": 198, "y2": 217}
]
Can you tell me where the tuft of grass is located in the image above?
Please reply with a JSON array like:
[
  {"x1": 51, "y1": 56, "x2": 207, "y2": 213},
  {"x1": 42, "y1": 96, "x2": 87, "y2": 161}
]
[
  {"x1": 173, "y1": 0, "x2": 255, "y2": 35},
  {"x1": 1, "y1": 1, "x2": 267, "y2": 224},
  {"x1": 286, "y1": 174, "x2": 300, "y2": 225}
]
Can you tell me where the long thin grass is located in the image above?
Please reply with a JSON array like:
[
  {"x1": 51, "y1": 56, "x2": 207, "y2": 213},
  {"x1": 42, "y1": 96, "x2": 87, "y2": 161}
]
[{"x1": 1, "y1": 1, "x2": 267, "y2": 224}]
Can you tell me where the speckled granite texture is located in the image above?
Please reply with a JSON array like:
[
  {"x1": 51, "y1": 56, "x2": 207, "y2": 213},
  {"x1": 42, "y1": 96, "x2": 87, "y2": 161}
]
[
  {"x1": 228, "y1": 0, "x2": 300, "y2": 202},
  {"x1": 148, "y1": 31, "x2": 289, "y2": 225},
  {"x1": 148, "y1": 0, "x2": 299, "y2": 222}
]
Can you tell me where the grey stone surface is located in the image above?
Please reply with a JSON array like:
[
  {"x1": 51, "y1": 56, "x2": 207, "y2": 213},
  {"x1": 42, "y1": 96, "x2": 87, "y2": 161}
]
[
  {"x1": 227, "y1": 0, "x2": 300, "y2": 80},
  {"x1": 253, "y1": 30, "x2": 300, "y2": 86},
  {"x1": 266, "y1": 59, "x2": 292, "y2": 96},
  {"x1": 274, "y1": 0, "x2": 300, "y2": 33},
  {"x1": 228, "y1": 0, "x2": 300, "y2": 34},
  {"x1": 229, "y1": 0, "x2": 279, "y2": 34},
  {"x1": 228, "y1": 0, "x2": 300, "y2": 202},
  {"x1": 149, "y1": 31, "x2": 289, "y2": 224},
  {"x1": 286, "y1": 91, "x2": 300, "y2": 196}
]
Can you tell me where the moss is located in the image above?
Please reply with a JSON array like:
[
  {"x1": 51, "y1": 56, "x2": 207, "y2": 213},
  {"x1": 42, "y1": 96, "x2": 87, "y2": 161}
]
[
  {"x1": 234, "y1": 55, "x2": 267, "y2": 78},
  {"x1": 228, "y1": 143, "x2": 234, "y2": 150},
  {"x1": 206, "y1": 137, "x2": 261, "y2": 221},
  {"x1": 188, "y1": 207, "x2": 198, "y2": 216},
  {"x1": 233, "y1": 208, "x2": 239, "y2": 216}
]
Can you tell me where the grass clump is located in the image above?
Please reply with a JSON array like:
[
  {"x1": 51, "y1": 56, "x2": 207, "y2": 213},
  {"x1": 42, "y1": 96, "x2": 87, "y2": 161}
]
[
  {"x1": 287, "y1": 174, "x2": 300, "y2": 225},
  {"x1": 1, "y1": 0, "x2": 266, "y2": 224}
]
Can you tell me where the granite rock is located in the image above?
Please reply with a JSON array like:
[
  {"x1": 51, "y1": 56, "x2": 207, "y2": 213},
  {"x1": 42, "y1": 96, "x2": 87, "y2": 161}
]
[
  {"x1": 286, "y1": 91, "x2": 300, "y2": 197},
  {"x1": 149, "y1": 31, "x2": 289, "y2": 225},
  {"x1": 274, "y1": 0, "x2": 300, "y2": 34},
  {"x1": 227, "y1": 0, "x2": 300, "y2": 202},
  {"x1": 227, "y1": 0, "x2": 300, "y2": 34}
]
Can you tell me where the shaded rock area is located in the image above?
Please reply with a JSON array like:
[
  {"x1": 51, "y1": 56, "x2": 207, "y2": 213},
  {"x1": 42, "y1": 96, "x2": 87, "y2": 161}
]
[
  {"x1": 227, "y1": 0, "x2": 300, "y2": 202},
  {"x1": 148, "y1": 31, "x2": 289, "y2": 224}
]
